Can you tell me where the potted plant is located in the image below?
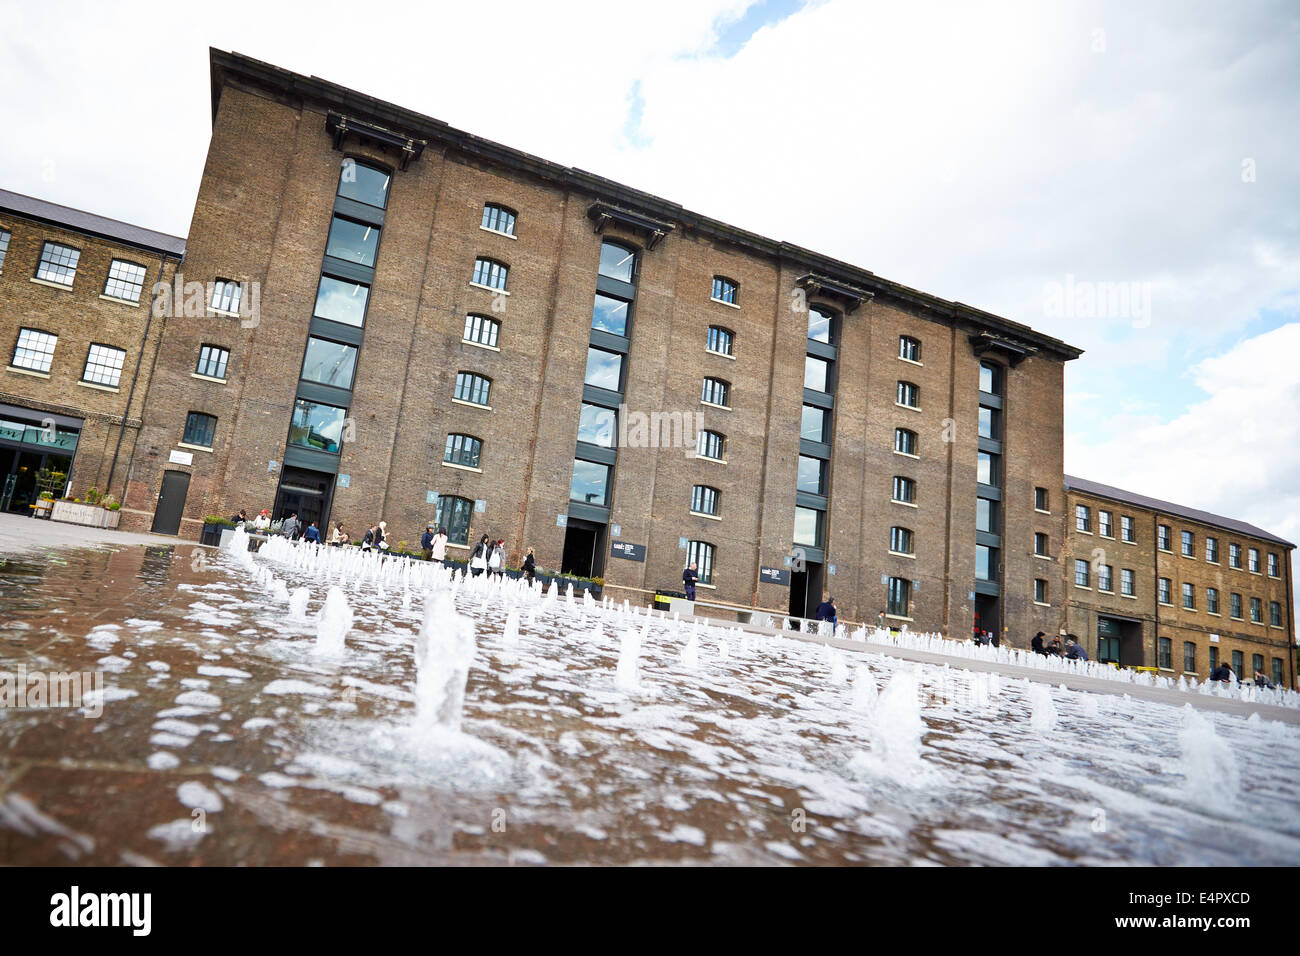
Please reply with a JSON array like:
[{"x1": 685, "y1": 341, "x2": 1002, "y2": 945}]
[{"x1": 202, "y1": 514, "x2": 235, "y2": 546}]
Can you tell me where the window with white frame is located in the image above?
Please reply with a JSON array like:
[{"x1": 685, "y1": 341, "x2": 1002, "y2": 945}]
[
  {"x1": 463, "y1": 313, "x2": 500, "y2": 348},
  {"x1": 103, "y1": 259, "x2": 147, "y2": 302},
  {"x1": 12, "y1": 328, "x2": 57, "y2": 373},
  {"x1": 81, "y1": 344, "x2": 126, "y2": 387},
  {"x1": 196, "y1": 344, "x2": 229, "y2": 379},
  {"x1": 691, "y1": 485, "x2": 720, "y2": 516},
  {"x1": 894, "y1": 428, "x2": 917, "y2": 455},
  {"x1": 36, "y1": 241, "x2": 79, "y2": 286},
  {"x1": 899, "y1": 335, "x2": 921, "y2": 362},
  {"x1": 701, "y1": 377, "x2": 730, "y2": 407},
  {"x1": 707, "y1": 325, "x2": 734, "y2": 356},
  {"x1": 210, "y1": 278, "x2": 242, "y2": 313},
  {"x1": 697, "y1": 429, "x2": 725, "y2": 461},
  {"x1": 892, "y1": 475, "x2": 915, "y2": 504},
  {"x1": 896, "y1": 381, "x2": 919, "y2": 408},
  {"x1": 687, "y1": 540, "x2": 715, "y2": 585},
  {"x1": 481, "y1": 204, "x2": 516, "y2": 236},
  {"x1": 711, "y1": 276, "x2": 738, "y2": 305}
]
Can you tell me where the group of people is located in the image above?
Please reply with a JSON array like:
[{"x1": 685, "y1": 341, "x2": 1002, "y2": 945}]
[
  {"x1": 465, "y1": 533, "x2": 536, "y2": 582},
  {"x1": 1030, "y1": 631, "x2": 1090, "y2": 661},
  {"x1": 229, "y1": 509, "x2": 322, "y2": 543}
]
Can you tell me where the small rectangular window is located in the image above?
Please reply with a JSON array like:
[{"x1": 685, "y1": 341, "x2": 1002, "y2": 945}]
[
  {"x1": 1121, "y1": 515, "x2": 1134, "y2": 542},
  {"x1": 1034, "y1": 578, "x2": 1047, "y2": 603},
  {"x1": 794, "y1": 506, "x2": 823, "y2": 547},
  {"x1": 314, "y1": 275, "x2": 370, "y2": 327},
  {"x1": 975, "y1": 544, "x2": 997, "y2": 581},
  {"x1": 182, "y1": 411, "x2": 217, "y2": 448},
  {"x1": 897, "y1": 381, "x2": 919, "y2": 408},
  {"x1": 592, "y1": 293, "x2": 630, "y2": 335},
  {"x1": 711, "y1": 276, "x2": 738, "y2": 305},
  {"x1": 896, "y1": 429, "x2": 918, "y2": 456},
  {"x1": 1229, "y1": 543, "x2": 1241, "y2": 568},
  {"x1": 890, "y1": 526, "x2": 913, "y2": 554},
  {"x1": 1075, "y1": 504, "x2": 1091, "y2": 533},
  {"x1": 1098, "y1": 565, "x2": 1113, "y2": 592},
  {"x1": 302, "y1": 338, "x2": 358, "y2": 389},
  {"x1": 1183, "y1": 642, "x2": 1196, "y2": 673},
  {"x1": 103, "y1": 259, "x2": 147, "y2": 302},
  {"x1": 210, "y1": 279, "x2": 243, "y2": 314},
  {"x1": 1248, "y1": 547, "x2": 1260, "y2": 573},
  {"x1": 36, "y1": 241, "x2": 80, "y2": 286},
  {"x1": 1034, "y1": 487, "x2": 1048, "y2": 511},
  {"x1": 892, "y1": 476, "x2": 916, "y2": 504},
  {"x1": 1158, "y1": 637, "x2": 1172, "y2": 670},
  {"x1": 1098, "y1": 510, "x2": 1112, "y2": 537},
  {"x1": 1230, "y1": 592, "x2": 1242, "y2": 619},
  {"x1": 577, "y1": 403, "x2": 617, "y2": 448},
  {"x1": 326, "y1": 217, "x2": 380, "y2": 267},
  {"x1": 887, "y1": 577, "x2": 911, "y2": 617},
  {"x1": 1158, "y1": 577, "x2": 1172, "y2": 604},
  {"x1": 1270, "y1": 601, "x2": 1281, "y2": 627},
  {"x1": 1121, "y1": 569, "x2": 1135, "y2": 596},
  {"x1": 81, "y1": 344, "x2": 126, "y2": 388},
  {"x1": 1250, "y1": 597, "x2": 1262, "y2": 623},
  {"x1": 12, "y1": 328, "x2": 58, "y2": 373},
  {"x1": 1267, "y1": 552, "x2": 1279, "y2": 577},
  {"x1": 1207, "y1": 587, "x2": 1219, "y2": 614},
  {"x1": 1181, "y1": 530, "x2": 1194, "y2": 557},
  {"x1": 570, "y1": 458, "x2": 611, "y2": 507},
  {"x1": 1034, "y1": 532, "x2": 1048, "y2": 556},
  {"x1": 1182, "y1": 582, "x2": 1195, "y2": 609},
  {"x1": 196, "y1": 345, "x2": 230, "y2": 379},
  {"x1": 0, "y1": 229, "x2": 10, "y2": 271},
  {"x1": 1158, "y1": 525, "x2": 1171, "y2": 551},
  {"x1": 804, "y1": 355, "x2": 830, "y2": 392},
  {"x1": 290, "y1": 400, "x2": 347, "y2": 455},
  {"x1": 1206, "y1": 536, "x2": 1218, "y2": 562},
  {"x1": 899, "y1": 336, "x2": 921, "y2": 362},
  {"x1": 797, "y1": 455, "x2": 826, "y2": 495}
]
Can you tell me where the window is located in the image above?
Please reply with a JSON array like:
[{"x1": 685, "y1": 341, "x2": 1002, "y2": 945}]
[
  {"x1": 454, "y1": 372, "x2": 492, "y2": 407},
  {"x1": 711, "y1": 276, "x2": 738, "y2": 305},
  {"x1": 887, "y1": 577, "x2": 911, "y2": 617},
  {"x1": 210, "y1": 278, "x2": 243, "y2": 314},
  {"x1": 1270, "y1": 601, "x2": 1281, "y2": 627},
  {"x1": 801, "y1": 404, "x2": 829, "y2": 443},
  {"x1": 1209, "y1": 647, "x2": 1219, "y2": 673},
  {"x1": 314, "y1": 275, "x2": 370, "y2": 327},
  {"x1": 1099, "y1": 565, "x2": 1113, "y2": 592},
  {"x1": 1232, "y1": 650, "x2": 1243, "y2": 679},
  {"x1": 289, "y1": 400, "x2": 347, "y2": 454},
  {"x1": 808, "y1": 306, "x2": 834, "y2": 344},
  {"x1": 895, "y1": 428, "x2": 917, "y2": 456},
  {"x1": 1121, "y1": 515, "x2": 1134, "y2": 542},
  {"x1": 1267, "y1": 552, "x2": 1279, "y2": 577},
  {"x1": 1181, "y1": 530, "x2": 1194, "y2": 556},
  {"x1": 1207, "y1": 588, "x2": 1219, "y2": 614},
  {"x1": 1184, "y1": 642, "x2": 1196, "y2": 673},
  {"x1": 890, "y1": 526, "x2": 913, "y2": 555},
  {"x1": 471, "y1": 257, "x2": 508, "y2": 290},
  {"x1": 978, "y1": 361, "x2": 1002, "y2": 396},
  {"x1": 1230, "y1": 592, "x2": 1242, "y2": 619},
  {"x1": 1034, "y1": 532, "x2": 1049, "y2": 556},
  {"x1": 1158, "y1": 577, "x2": 1172, "y2": 605},
  {"x1": 1229, "y1": 543, "x2": 1241, "y2": 568},
  {"x1": 598, "y1": 241, "x2": 637, "y2": 282},
  {"x1": 691, "y1": 485, "x2": 720, "y2": 516},
  {"x1": 444, "y1": 433, "x2": 483, "y2": 469},
  {"x1": 1035, "y1": 487, "x2": 1049, "y2": 511},
  {"x1": 103, "y1": 259, "x2": 147, "y2": 302},
  {"x1": 81, "y1": 344, "x2": 126, "y2": 387},
  {"x1": 195, "y1": 345, "x2": 229, "y2": 380},
  {"x1": 1252, "y1": 653, "x2": 1264, "y2": 678},
  {"x1": 977, "y1": 451, "x2": 999, "y2": 486},
  {"x1": 1250, "y1": 597, "x2": 1262, "y2": 623},
  {"x1": 707, "y1": 326, "x2": 734, "y2": 356},
  {"x1": 976, "y1": 497, "x2": 998, "y2": 533},
  {"x1": 584, "y1": 347, "x2": 623, "y2": 391},
  {"x1": 701, "y1": 377, "x2": 730, "y2": 407},
  {"x1": 1121, "y1": 568, "x2": 1135, "y2": 596},
  {"x1": 797, "y1": 455, "x2": 826, "y2": 495},
  {"x1": 1206, "y1": 536, "x2": 1218, "y2": 563},
  {"x1": 338, "y1": 159, "x2": 390, "y2": 208},
  {"x1": 687, "y1": 540, "x2": 715, "y2": 585},
  {"x1": 182, "y1": 411, "x2": 217, "y2": 448},
  {"x1": 892, "y1": 476, "x2": 916, "y2": 504},
  {"x1": 1248, "y1": 547, "x2": 1260, "y2": 573},
  {"x1": 899, "y1": 336, "x2": 921, "y2": 362},
  {"x1": 978, "y1": 405, "x2": 1000, "y2": 439},
  {"x1": 577, "y1": 403, "x2": 616, "y2": 447},
  {"x1": 301, "y1": 338, "x2": 358, "y2": 389},
  {"x1": 570, "y1": 459, "x2": 611, "y2": 506},
  {"x1": 804, "y1": 355, "x2": 830, "y2": 392},
  {"x1": 481, "y1": 203, "x2": 516, "y2": 236},
  {"x1": 1157, "y1": 525, "x2": 1171, "y2": 551},
  {"x1": 463, "y1": 313, "x2": 500, "y2": 347},
  {"x1": 434, "y1": 495, "x2": 472, "y2": 546},
  {"x1": 326, "y1": 217, "x2": 380, "y2": 267},
  {"x1": 1075, "y1": 505, "x2": 1091, "y2": 532},
  {"x1": 697, "y1": 429, "x2": 726, "y2": 461},
  {"x1": 1034, "y1": 578, "x2": 1048, "y2": 603},
  {"x1": 1158, "y1": 637, "x2": 1172, "y2": 670},
  {"x1": 592, "y1": 293, "x2": 630, "y2": 335},
  {"x1": 12, "y1": 328, "x2": 57, "y2": 373},
  {"x1": 1274, "y1": 658, "x2": 1284, "y2": 685},
  {"x1": 976, "y1": 545, "x2": 997, "y2": 581},
  {"x1": 896, "y1": 381, "x2": 919, "y2": 408},
  {"x1": 0, "y1": 229, "x2": 9, "y2": 270},
  {"x1": 1182, "y1": 582, "x2": 1195, "y2": 609},
  {"x1": 794, "y1": 506, "x2": 823, "y2": 547},
  {"x1": 35, "y1": 241, "x2": 79, "y2": 286}
]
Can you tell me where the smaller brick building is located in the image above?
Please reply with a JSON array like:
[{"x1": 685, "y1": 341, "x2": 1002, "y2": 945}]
[
  {"x1": 1062, "y1": 475, "x2": 1295, "y2": 688},
  {"x1": 0, "y1": 190, "x2": 183, "y2": 515}
]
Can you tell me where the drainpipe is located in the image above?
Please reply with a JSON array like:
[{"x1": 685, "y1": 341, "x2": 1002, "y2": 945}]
[
  {"x1": 106, "y1": 253, "x2": 174, "y2": 498},
  {"x1": 1288, "y1": 545, "x2": 1296, "y2": 690},
  {"x1": 1152, "y1": 512, "x2": 1159, "y2": 669}
]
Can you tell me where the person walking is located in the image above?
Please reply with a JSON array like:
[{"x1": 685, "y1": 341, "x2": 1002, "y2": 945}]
[
  {"x1": 470, "y1": 533, "x2": 490, "y2": 577},
  {"x1": 488, "y1": 539, "x2": 505, "y2": 579},
  {"x1": 303, "y1": 521, "x2": 321, "y2": 544},
  {"x1": 431, "y1": 526, "x2": 448, "y2": 564},
  {"x1": 375, "y1": 521, "x2": 389, "y2": 551},
  {"x1": 815, "y1": 593, "x2": 838, "y2": 632},
  {"x1": 281, "y1": 512, "x2": 300, "y2": 540},
  {"x1": 522, "y1": 546, "x2": 536, "y2": 584},
  {"x1": 682, "y1": 562, "x2": 698, "y2": 601},
  {"x1": 361, "y1": 523, "x2": 378, "y2": 552},
  {"x1": 421, "y1": 523, "x2": 436, "y2": 562}
]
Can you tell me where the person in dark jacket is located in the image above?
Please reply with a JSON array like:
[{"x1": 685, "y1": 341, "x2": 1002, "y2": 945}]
[
  {"x1": 682, "y1": 562, "x2": 699, "y2": 601},
  {"x1": 1211, "y1": 662, "x2": 1234, "y2": 682},
  {"x1": 281, "y1": 512, "x2": 300, "y2": 540},
  {"x1": 815, "y1": 594, "x2": 838, "y2": 630},
  {"x1": 522, "y1": 546, "x2": 536, "y2": 584},
  {"x1": 1065, "y1": 635, "x2": 1089, "y2": 661},
  {"x1": 1031, "y1": 631, "x2": 1048, "y2": 656},
  {"x1": 421, "y1": 523, "x2": 436, "y2": 561},
  {"x1": 230, "y1": 509, "x2": 247, "y2": 527},
  {"x1": 303, "y1": 521, "x2": 321, "y2": 543},
  {"x1": 470, "y1": 534, "x2": 490, "y2": 577}
]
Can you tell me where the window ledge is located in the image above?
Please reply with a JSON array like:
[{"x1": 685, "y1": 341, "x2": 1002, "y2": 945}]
[
  {"x1": 1183, "y1": 607, "x2": 1197, "y2": 613},
  {"x1": 1074, "y1": 585, "x2": 1092, "y2": 591},
  {"x1": 1120, "y1": 593, "x2": 1138, "y2": 600},
  {"x1": 1207, "y1": 611, "x2": 1221, "y2": 617},
  {"x1": 689, "y1": 510, "x2": 722, "y2": 521},
  {"x1": 6, "y1": 365, "x2": 51, "y2": 379},
  {"x1": 445, "y1": 542, "x2": 471, "y2": 551},
  {"x1": 696, "y1": 582, "x2": 718, "y2": 590},
  {"x1": 1249, "y1": 570, "x2": 1262, "y2": 576},
  {"x1": 30, "y1": 276, "x2": 73, "y2": 291},
  {"x1": 1033, "y1": 553, "x2": 1052, "y2": 561},
  {"x1": 451, "y1": 398, "x2": 492, "y2": 412},
  {"x1": 705, "y1": 349, "x2": 736, "y2": 361},
  {"x1": 1122, "y1": 539, "x2": 1137, "y2": 545},
  {"x1": 442, "y1": 461, "x2": 483, "y2": 474},
  {"x1": 191, "y1": 372, "x2": 227, "y2": 384},
  {"x1": 888, "y1": 550, "x2": 916, "y2": 560},
  {"x1": 461, "y1": 339, "x2": 501, "y2": 353},
  {"x1": 207, "y1": 307, "x2": 241, "y2": 318},
  {"x1": 1076, "y1": 529, "x2": 1093, "y2": 536},
  {"x1": 884, "y1": 614, "x2": 913, "y2": 623},
  {"x1": 700, "y1": 400, "x2": 731, "y2": 411},
  {"x1": 176, "y1": 442, "x2": 214, "y2": 453},
  {"x1": 1034, "y1": 508, "x2": 1051, "y2": 515},
  {"x1": 1033, "y1": 600, "x2": 1052, "y2": 608},
  {"x1": 99, "y1": 293, "x2": 140, "y2": 308},
  {"x1": 1270, "y1": 624, "x2": 1285, "y2": 630},
  {"x1": 1158, "y1": 547, "x2": 1173, "y2": 554},
  {"x1": 696, "y1": 454, "x2": 726, "y2": 465},
  {"x1": 894, "y1": 402, "x2": 922, "y2": 413},
  {"x1": 77, "y1": 380, "x2": 120, "y2": 393},
  {"x1": 709, "y1": 297, "x2": 741, "y2": 310},
  {"x1": 1158, "y1": 601, "x2": 1174, "y2": 607},
  {"x1": 479, "y1": 225, "x2": 517, "y2": 240},
  {"x1": 1099, "y1": 533, "x2": 1115, "y2": 540},
  {"x1": 1182, "y1": 554, "x2": 1196, "y2": 560},
  {"x1": 893, "y1": 450, "x2": 919, "y2": 460},
  {"x1": 469, "y1": 281, "x2": 508, "y2": 296},
  {"x1": 892, "y1": 500, "x2": 918, "y2": 508},
  {"x1": 897, "y1": 356, "x2": 923, "y2": 367}
]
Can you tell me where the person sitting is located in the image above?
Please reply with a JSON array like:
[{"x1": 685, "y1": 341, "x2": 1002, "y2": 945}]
[
  {"x1": 1031, "y1": 631, "x2": 1048, "y2": 656},
  {"x1": 251, "y1": 509, "x2": 271, "y2": 532},
  {"x1": 1210, "y1": 662, "x2": 1233, "y2": 682},
  {"x1": 1065, "y1": 635, "x2": 1089, "y2": 661},
  {"x1": 1254, "y1": 670, "x2": 1276, "y2": 690}
]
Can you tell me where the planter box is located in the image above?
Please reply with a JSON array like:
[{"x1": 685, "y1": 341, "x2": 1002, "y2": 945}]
[{"x1": 50, "y1": 500, "x2": 121, "y2": 529}]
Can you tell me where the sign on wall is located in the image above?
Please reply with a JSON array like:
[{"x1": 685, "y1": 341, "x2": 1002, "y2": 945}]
[
  {"x1": 556, "y1": 514, "x2": 568, "y2": 527},
  {"x1": 610, "y1": 541, "x2": 645, "y2": 562},
  {"x1": 168, "y1": 450, "x2": 193, "y2": 466},
  {"x1": 475, "y1": 499, "x2": 486, "y2": 513},
  {"x1": 426, "y1": 490, "x2": 437, "y2": 504},
  {"x1": 760, "y1": 566, "x2": 790, "y2": 586},
  {"x1": 337, "y1": 474, "x2": 351, "y2": 488}
]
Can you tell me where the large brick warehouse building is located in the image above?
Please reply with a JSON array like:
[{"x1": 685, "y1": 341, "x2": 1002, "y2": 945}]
[{"x1": 2, "y1": 49, "x2": 1293, "y2": 683}]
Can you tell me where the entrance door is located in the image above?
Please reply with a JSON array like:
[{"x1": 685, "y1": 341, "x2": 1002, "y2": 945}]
[
  {"x1": 974, "y1": 593, "x2": 1000, "y2": 643},
  {"x1": 789, "y1": 561, "x2": 823, "y2": 626},
  {"x1": 151, "y1": 470, "x2": 190, "y2": 534},
  {"x1": 273, "y1": 467, "x2": 334, "y2": 535},
  {"x1": 561, "y1": 518, "x2": 604, "y2": 578}
]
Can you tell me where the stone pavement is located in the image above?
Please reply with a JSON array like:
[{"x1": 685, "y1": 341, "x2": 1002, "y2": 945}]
[{"x1": 0, "y1": 511, "x2": 194, "y2": 556}]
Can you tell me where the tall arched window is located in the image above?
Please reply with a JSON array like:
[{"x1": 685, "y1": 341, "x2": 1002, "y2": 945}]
[
  {"x1": 434, "y1": 495, "x2": 473, "y2": 546},
  {"x1": 687, "y1": 540, "x2": 716, "y2": 585},
  {"x1": 338, "y1": 158, "x2": 391, "y2": 208}
]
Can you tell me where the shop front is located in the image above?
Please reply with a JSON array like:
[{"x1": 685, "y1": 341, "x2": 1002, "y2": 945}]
[{"x1": 0, "y1": 404, "x2": 81, "y2": 516}]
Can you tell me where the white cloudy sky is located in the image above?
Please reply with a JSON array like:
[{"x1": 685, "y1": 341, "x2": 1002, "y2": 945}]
[{"x1": 2, "y1": 0, "x2": 1297, "y2": 547}]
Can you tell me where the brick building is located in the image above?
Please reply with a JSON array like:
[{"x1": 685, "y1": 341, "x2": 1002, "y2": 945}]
[
  {"x1": 1062, "y1": 475, "x2": 1295, "y2": 687},
  {"x1": 112, "y1": 49, "x2": 1084, "y2": 645},
  {"x1": 0, "y1": 189, "x2": 183, "y2": 515}
]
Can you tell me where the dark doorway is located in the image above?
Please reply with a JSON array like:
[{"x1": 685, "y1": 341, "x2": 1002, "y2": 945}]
[
  {"x1": 789, "y1": 561, "x2": 824, "y2": 625},
  {"x1": 0, "y1": 448, "x2": 72, "y2": 515},
  {"x1": 273, "y1": 467, "x2": 335, "y2": 535},
  {"x1": 1098, "y1": 616, "x2": 1142, "y2": 667},
  {"x1": 151, "y1": 470, "x2": 191, "y2": 535},
  {"x1": 561, "y1": 518, "x2": 605, "y2": 578},
  {"x1": 974, "y1": 593, "x2": 1000, "y2": 643}
]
